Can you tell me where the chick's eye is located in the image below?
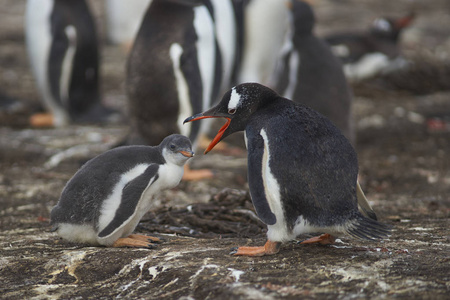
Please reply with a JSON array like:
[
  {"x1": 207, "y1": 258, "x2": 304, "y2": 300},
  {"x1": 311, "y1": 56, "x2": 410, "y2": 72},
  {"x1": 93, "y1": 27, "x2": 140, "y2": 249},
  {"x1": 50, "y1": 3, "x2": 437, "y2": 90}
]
[
  {"x1": 228, "y1": 108, "x2": 236, "y2": 114},
  {"x1": 170, "y1": 144, "x2": 176, "y2": 150}
]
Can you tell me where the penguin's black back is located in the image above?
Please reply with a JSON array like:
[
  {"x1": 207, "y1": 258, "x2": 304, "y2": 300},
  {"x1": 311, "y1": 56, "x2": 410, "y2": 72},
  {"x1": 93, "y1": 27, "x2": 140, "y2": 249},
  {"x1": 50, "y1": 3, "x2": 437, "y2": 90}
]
[
  {"x1": 296, "y1": 37, "x2": 353, "y2": 141},
  {"x1": 127, "y1": 1, "x2": 204, "y2": 145},
  {"x1": 248, "y1": 98, "x2": 358, "y2": 229},
  {"x1": 50, "y1": 146, "x2": 164, "y2": 226},
  {"x1": 276, "y1": 0, "x2": 354, "y2": 142}
]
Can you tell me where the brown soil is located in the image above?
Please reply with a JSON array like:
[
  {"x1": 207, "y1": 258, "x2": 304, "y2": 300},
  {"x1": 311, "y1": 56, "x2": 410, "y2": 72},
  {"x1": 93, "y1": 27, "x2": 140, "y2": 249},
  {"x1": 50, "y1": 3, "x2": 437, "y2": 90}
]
[{"x1": 1, "y1": 0, "x2": 449, "y2": 299}]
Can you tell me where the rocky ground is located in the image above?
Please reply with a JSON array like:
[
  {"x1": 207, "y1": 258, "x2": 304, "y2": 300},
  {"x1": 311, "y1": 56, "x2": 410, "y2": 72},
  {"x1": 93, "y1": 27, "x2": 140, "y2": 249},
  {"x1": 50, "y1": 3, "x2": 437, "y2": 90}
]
[{"x1": 0, "y1": 0, "x2": 449, "y2": 299}]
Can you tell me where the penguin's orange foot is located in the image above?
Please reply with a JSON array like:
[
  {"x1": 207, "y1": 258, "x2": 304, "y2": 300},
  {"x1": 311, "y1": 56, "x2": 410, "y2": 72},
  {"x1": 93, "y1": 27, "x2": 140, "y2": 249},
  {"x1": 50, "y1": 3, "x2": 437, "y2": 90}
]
[
  {"x1": 182, "y1": 164, "x2": 215, "y2": 181},
  {"x1": 128, "y1": 234, "x2": 163, "y2": 244},
  {"x1": 112, "y1": 237, "x2": 157, "y2": 249},
  {"x1": 29, "y1": 113, "x2": 54, "y2": 127},
  {"x1": 300, "y1": 233, "x2": 336, "y2": 245},
  {"x1": 230, "y1": 240, "x2": 281, "y2": 257}
]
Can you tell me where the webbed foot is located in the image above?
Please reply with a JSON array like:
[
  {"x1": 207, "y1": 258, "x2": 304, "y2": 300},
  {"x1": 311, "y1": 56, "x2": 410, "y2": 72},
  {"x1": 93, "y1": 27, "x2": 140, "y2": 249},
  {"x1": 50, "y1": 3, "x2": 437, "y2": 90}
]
[{"x1": 230, "y1": 240, "x2": 281, "y2": 256}]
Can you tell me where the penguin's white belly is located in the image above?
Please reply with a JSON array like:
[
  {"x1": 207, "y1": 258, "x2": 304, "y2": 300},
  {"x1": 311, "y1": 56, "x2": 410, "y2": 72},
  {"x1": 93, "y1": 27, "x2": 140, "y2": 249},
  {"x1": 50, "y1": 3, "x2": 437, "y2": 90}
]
[
  {"x1": 344, "y1": 53, "x2": 390, "y2": 82},
  {"x1": 25, "y1": 0, "x2": 70, "y2": 126},
  {"x1": 292, "y1": 216, "x2": 349, "y2": 238},
  {"x1": 239, "y1": 0, "x2": 290, "y2": 85},
  {"x1": 193, "y1": 6, "x2": 215, "y2": 111},
  {"x1": 170, "y1": 43, "x2": 192, "y2": 138},
  {"x1": 105, "y1": 0, "x2": 151, "y2": 45},
  {"x1": 56, "y1": 223, "x2": 99, "y2": 245},
  {"x1": 210, "y1": 0, "x2": 236, "y2": 93}
]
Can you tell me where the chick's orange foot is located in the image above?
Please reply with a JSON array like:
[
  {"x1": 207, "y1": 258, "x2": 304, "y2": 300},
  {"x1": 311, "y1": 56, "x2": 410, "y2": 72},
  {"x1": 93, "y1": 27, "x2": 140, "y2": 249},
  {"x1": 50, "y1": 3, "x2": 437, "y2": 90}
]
[{"x1": 112, "y1": 234, "x2": 162, "y2": 248}]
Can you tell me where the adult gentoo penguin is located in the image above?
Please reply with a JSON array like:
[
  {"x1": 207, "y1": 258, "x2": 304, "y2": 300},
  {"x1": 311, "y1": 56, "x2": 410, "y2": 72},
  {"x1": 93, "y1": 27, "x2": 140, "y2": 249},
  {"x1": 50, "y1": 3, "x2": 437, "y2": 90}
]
[
  {"x1": 184, "y1": 83, "x2": 391, "y2": 256},
  {"x1": 274, "y1": 0, "x2": 355, "y2": 143},
  {"x1": 51, "y1": 134, "x2": 193, "y2": 248},
  {"x1": 105, "y1": 0, "x2": 152, "y2": 49},
  {"x1": 325, "y1": 13, "x2": 415, "y2": 82},
  {"x1": 126, "y1": 0, "x2": 240, "y2": 146},
  {"x1": 25, "y1": 0, "x2": 116, "y2": 127},
  {"x1": 125, "y1": 0, "x2": 240, "y2": 179},
  {"x1": 238, "y1": 0, "x2": 291, "y2": 86}
]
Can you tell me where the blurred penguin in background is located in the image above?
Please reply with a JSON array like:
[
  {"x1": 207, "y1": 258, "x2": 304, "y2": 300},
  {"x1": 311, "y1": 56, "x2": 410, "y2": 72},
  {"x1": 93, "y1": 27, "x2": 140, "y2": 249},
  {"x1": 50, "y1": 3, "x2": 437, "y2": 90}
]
[
  {"x1": 238, "y1": 0, "x2": 291, "y2": 87},
  {"x1": 325, "y1": 12, "x2": 415, "y2": 82},
  {"x1": 105, "y1": 0, "x2": 152, "y2": 51},
  {"x1": 25, "y1": 0, "x2": 118, "y2": 127},
  {"x1": 125, "y1": 0, "x2": 243, "y2": 179},
  {"x1": 273, "y1": 0, "x2": 355, "y2": 143}
]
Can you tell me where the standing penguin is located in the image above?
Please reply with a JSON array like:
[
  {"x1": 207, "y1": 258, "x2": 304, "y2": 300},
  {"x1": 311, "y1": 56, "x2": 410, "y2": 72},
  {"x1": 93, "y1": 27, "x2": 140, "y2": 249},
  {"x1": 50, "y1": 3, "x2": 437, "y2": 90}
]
[
  {"x1": 51, "y1": 134, "x2": 193, "y2": 248},
  {"x1": 105, "y1": 0, "x2": 152, "y2": 49},
  {"x1": 324, "y1": 13, "x2": 415, "y2": 82},
  {"x1": 126, "y1": 0, "x2": 240, "y2": 146},
  {"x1": 274, "y1": 0, "x2": 355, "y2": 143},
  {"x1": 125, "y1": 0, "x2": 241, "y2": 179},
  {"x1": 184, "y1": 83, "x2": 391, "y2": 256},
  {"x1": 25, "y1": 0, "x2": 116, "y2": 127},
  {"x1": 238, "y1": 0, "x2": 291, "y2": 86}
]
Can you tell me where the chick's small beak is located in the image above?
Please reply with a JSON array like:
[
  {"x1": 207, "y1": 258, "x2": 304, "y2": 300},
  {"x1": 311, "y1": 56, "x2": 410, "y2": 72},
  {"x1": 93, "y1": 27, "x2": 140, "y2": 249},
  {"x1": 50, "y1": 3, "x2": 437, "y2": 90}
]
[
  {"x1": 180, "y1": 151, "x2": 194, "y2": 158},
  {"x1": 179, "y1": 150, "x2": 194, "y2": 158}
]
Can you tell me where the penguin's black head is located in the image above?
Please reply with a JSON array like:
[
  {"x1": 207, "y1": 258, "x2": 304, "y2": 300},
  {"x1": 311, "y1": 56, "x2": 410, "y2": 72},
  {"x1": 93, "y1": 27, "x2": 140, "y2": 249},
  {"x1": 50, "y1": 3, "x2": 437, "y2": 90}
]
[
  {"x1": 184, "y1": 83, "x2": 278, "y2": 154},
  {"x1": 290, "y1": 0, "x2": 315, "y2": 36},
  {"x1": 160, "y1": 134, "x2": 194, "y2": 165},
  {"x1": 370, "y1": 13, "x2": 415, "y2": 41}
]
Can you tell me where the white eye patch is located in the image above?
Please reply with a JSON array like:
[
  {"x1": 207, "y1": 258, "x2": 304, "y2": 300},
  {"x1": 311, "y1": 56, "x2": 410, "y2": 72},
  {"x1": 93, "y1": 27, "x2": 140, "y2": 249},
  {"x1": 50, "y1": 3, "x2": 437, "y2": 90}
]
[
  {"x1": 228, "y1": 87, "x2": 241, "y2": 111},
  {"x1": 373, "y1": 18, "x2": 391, "y2": 32}
]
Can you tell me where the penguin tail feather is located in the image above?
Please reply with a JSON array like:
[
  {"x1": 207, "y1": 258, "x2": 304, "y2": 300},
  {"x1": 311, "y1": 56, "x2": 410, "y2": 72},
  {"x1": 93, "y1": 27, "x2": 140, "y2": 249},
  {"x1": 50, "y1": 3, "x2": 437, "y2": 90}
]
[
  {"x1": 346, "y1": 215, "x2": 392, "y2": 241},
  {"x1": 361, "y1": 208, "x2": 378, "y2": 221},
  {"x1": 356, "y1": 182, "x2": 378, "y2": 221}
]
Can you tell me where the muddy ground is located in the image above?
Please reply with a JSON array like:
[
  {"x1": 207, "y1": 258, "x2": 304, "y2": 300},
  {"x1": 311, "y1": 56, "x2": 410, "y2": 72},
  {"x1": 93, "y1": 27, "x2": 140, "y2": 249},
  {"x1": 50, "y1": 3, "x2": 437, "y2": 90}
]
[{"x1": 0, "y1": 0, "x2": 449, "y2": 299}]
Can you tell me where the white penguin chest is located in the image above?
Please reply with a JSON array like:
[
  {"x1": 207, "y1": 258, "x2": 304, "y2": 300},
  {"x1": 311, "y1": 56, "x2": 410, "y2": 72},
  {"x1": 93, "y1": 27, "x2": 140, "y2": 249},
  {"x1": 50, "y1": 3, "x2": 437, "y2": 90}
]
[{"x1": 138, "y1": 162, "x2": 184, "y2": 212}]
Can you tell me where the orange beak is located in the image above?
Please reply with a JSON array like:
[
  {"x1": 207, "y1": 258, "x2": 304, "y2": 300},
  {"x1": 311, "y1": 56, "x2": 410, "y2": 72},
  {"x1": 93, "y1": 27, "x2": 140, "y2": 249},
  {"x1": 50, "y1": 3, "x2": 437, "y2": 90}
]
[
  {"x1": 179, "y1": 150, "x2": 194, "y2": 158},
  {"x1": 184, "y1": 114, "x2": 231, "y2": 154}
]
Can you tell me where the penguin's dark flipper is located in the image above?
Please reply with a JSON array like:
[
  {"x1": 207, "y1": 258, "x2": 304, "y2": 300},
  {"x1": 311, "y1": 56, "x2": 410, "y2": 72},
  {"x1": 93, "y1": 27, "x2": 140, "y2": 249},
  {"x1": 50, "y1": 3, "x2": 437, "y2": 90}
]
[
  {"x1": 246, "y1": 129, "x2": 277, "y2": 225},
  {"x1": 300, "y1": 233, "x2": 336, "y2": 245},
  {"x1": 98, "y1": 165, "x2": 159, "y2": 238},
  {"x1": 112, "y1": 237, "x2": 157, "y2": 249},
  {"x1": 231, "y1": 240, "x2": 281, "y2": 257}
]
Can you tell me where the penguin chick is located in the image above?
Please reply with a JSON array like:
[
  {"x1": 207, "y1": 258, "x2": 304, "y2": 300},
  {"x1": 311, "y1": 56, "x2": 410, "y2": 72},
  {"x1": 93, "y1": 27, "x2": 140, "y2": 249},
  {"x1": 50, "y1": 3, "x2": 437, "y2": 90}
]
[
  {"x1": 51, "y1": 134, "x2": 193, "y2": 248},
  {"x1": 184, "y1": 83, "x2": 391, "y2": 256}
]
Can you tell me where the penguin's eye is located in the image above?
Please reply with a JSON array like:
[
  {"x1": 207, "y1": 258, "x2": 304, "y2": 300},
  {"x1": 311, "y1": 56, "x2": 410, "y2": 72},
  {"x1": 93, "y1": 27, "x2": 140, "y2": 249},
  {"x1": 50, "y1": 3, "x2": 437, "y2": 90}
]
[
  {"x1": 170, "y1": 144, "x2": 176, "y2": 150},
  {"x1": 228, "y1": 108, "x2": 236, "y2": 115}
]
